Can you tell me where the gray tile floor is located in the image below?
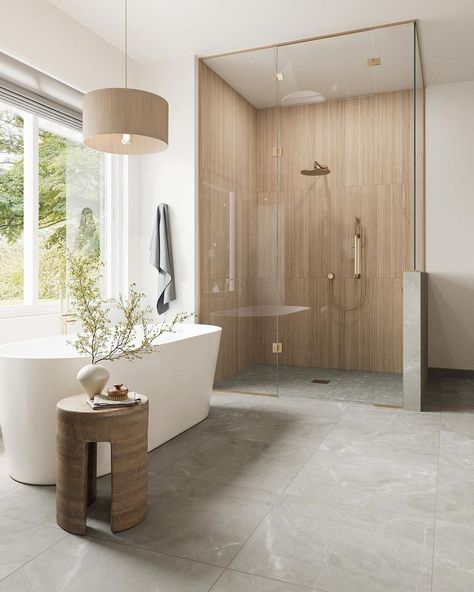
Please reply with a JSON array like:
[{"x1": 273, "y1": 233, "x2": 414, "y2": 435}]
[
  {"x1": 0, "y1": 378, "x2": 472, "y2": 591},
  {"x1": 215, "y1": 364, "x2": 403, "y2": 407}
]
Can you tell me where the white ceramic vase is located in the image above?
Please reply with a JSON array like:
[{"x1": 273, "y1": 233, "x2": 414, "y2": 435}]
[{"x1": 77, "y1": 363, "x2": 110, "y2": 400}]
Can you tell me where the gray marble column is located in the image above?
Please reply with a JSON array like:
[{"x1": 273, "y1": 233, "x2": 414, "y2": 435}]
[{"x1": 403, "y1": 271, "x2": 428, "y2": 411}]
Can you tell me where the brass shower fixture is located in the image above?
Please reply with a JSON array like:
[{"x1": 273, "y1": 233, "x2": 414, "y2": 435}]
[
  {"x1": 300, "y1": 161, "x2": 330, "y2": 176},
  {"x1": 327, "y1": 216, "x2": 364, "y2": 312}
]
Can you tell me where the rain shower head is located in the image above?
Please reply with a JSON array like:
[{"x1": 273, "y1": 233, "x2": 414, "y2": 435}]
[{"x1": 300, "y1": 161, "x2": 330, "y2": 176}]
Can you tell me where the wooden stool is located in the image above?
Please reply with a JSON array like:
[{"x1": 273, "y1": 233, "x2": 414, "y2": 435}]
[{"x1": 56, "y1": 394, "x2": 149, "y2": 535}]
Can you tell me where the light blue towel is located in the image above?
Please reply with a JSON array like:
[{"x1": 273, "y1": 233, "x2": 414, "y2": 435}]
[{"x1": 149, "y1": 203, "x2": 175, "y2": 314}]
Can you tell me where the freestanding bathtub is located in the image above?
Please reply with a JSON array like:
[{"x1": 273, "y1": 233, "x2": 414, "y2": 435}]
[{"x1": 0, "y1": 323, "x2": 221, "y2": 485}]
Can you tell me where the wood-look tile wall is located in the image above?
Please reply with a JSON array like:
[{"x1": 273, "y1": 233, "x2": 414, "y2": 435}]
[
  {"x1": 199, "y1": 63, "x2": 261, "y2": 381},
  {"x1": 199, "y1": 61, "x2": 423, "y2": 378},
  {"x1": 256, "y1": 90, "x2": 416, "y2": 373}
]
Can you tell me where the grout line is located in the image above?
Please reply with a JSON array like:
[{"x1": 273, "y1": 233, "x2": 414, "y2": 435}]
[
  {"x1": 83, "y1": 527, "x2": 230, "y2": 571},
  {"x1": 206, "y1": 568, "x2": 228, "y2": 592},
  {"x1": 150, "y1": 431, "x2": 220, "y2": 476},
  {"x1": 224, "y1": 566, "x2": 330, "y2": 592},
  {"x1": 0, "y1": 511, "x2": 62, "y2": 532},
  {"x1": 0, "y1": 528, "x2": 68, "y2": 584},
  {"x1": 153, "y1": 467, "x2": 285, "y2": 497},
  {"x1": 430, "y1": 391, "x2": 444, "y2": 592},
  {"x1": 225, "y1": 410, "x2": 344, "y2": 576},
  {"x1": 151, "y1": 407, "x2": 256, "y2": 477}
]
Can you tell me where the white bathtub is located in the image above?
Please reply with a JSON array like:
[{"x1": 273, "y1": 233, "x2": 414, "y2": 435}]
[{"x1": 0, "y1": 323, "x2": 221, "y2": 485}]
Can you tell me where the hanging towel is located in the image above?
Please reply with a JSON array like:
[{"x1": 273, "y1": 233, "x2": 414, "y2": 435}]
[{"x1": 149, "y1": 203, "x2": 176, "y2": 314}]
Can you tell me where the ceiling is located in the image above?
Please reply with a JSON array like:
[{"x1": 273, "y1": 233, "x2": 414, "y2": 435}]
[
  {"x1": 48, "y1": 0, "x2": 474, "y2": 86},
  {"x1": 205, "y1": 23, "x2": 416, "y2": 108}
]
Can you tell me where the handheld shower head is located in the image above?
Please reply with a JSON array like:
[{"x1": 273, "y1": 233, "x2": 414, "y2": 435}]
[{"x1": 300, "y1": 161, "x2": 330, "y2": 176}]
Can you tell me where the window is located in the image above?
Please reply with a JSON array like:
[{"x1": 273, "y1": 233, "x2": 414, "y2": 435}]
[
  {"x1": 0, "y1": 100, "x2": 125, "y2": 315},
  {"x1": 0, "y1": 104, "x2": 23, "y2": 305}
]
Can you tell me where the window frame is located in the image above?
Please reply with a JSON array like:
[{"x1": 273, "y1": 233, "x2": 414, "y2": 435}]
[{"x1": 0, "y1": 104, "x2": 127, "y2": 319}]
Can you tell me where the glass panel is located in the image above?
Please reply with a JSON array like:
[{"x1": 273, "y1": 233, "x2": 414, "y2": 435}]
[
  {"x1": 414, "y1": 24, "x2": 425, "y2": 272},
  {"x1": 38, "y1": 118, "x2": 104, "y2": 302},
  {"x1": 200, "y1": 48, "x2": 279, "y2": 396},
  {"x1": 0, "y1": 102, "x2": 24, "y2": 305},
  {"x1": 274, "y1": 23, "x2": 415, "y2": 405},
  {"x1": 199, "y1": 22, "x2": 419, "y2": 407}
]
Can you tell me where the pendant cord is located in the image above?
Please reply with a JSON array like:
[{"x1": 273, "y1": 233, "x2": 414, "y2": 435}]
[{"x1": 124, "y1": 0, "x2": 128, "y2": 88}]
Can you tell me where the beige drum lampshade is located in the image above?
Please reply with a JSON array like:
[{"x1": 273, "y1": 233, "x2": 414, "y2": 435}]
[{"x1": 83, "y1": 87, "x2": 169, "y2": 155}]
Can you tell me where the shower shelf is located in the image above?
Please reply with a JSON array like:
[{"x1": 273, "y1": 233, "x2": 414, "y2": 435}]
[{"x1": 210, "y1": 305, "x2": 310, "y2": 318}]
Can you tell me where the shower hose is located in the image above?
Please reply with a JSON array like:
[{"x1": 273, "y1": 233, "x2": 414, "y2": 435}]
[{"x1": 328, "y1": 274, "x2": 365, "y2": 312}]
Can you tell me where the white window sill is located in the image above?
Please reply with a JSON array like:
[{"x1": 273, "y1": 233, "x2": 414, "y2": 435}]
[{"x1": 0, "y1": 302, "x2": 61, "y2": 319}]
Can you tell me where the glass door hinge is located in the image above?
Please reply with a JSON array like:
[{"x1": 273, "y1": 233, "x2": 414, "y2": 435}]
[{"x1": 272, "y1": 342, "x2": 283, "y2": 354}]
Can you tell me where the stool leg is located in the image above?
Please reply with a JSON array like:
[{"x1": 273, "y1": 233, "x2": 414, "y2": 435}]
[
  {"x1": 110, "y1": 439, "x2": 148, "y2": 533},
  {"x1": 56, "y1": 437, "x2": 88, "y2": 535},
  {"x1": 87, "y1": 442, "x2": 97, "y2": 506}
]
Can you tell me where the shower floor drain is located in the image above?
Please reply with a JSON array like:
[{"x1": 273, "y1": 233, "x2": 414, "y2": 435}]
[{"x1": 311, "y1": 379, "x2": 330, "y2": 384}]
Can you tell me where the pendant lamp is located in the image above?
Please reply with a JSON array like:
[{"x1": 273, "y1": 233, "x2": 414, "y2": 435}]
[{"x1": 83, "y1": 0, "x2": 168, "y2": 155}]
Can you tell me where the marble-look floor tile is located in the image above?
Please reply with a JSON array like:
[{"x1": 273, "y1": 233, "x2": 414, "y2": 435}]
[
  {"x1": 216, "y1": 365, "x2": 406, "y2": 405},
  {"x1": 253, "y1": 396, "x2": 348, "y2": 423},
  {"x1": 286, "y1": 448, "x2": 437, "y2": 519},
  {"x1": 163, "y1": 433, "x2": 315, "y2": 493},
  {"x1": 211, "y1": 392, "x2": 264, "y2": 409},
  {"x1": 440, "y1": 411, "x2": 474, "y2": 438},
  {"x1": 0, "y1": 463, "x2": 22, "y2": 501},
  {"x1": 320, "y1": 412, "x2": 440, "y2": 457},
  {"x1": 436, "y1": 461, "x2": 474, "y2": 524},
  {"x1": 148, "y1": 424, "x2": 218, "y2": 474},
  {"x1": 87, "y1": 473, "x2": 277, "y2": 567},
  {"x1": 0, "y1": 485, "x2": 57, "y2": 528},
  {"x1": 195, "y1": 403, "x2": 252, "y2": 433},
  {"x1": 436, "y1": 426, "x2": 474, "y2": 523},
  {"x1": 223, "y1": 410, "x2": 334, "y2": 451},
  {"x1": 443, "y1": 393, "x2": 474, "y2": 413},
  {"x1": 372, "y1": 374, "x2": 403, "y2": 408},
  {"x1": 421, "y1": 394, "x2": 443, "y2": 412},
  {"x1": 210, "y1": 570, "x2": 319, "y2": 591},
  {"x1": 231, "y1": 495, "x2": 433, "y2": 592},
  {"x1": 0, "y1": 515, "x2": 65, "y2": 581},
  {"x1": 439, "y1": 426, "x2": 474, "y2": 471},
  {"x1": 432, "y1": 519, "x2": 474, "y2": 592},
  {"x1": 442, "y1": 377, "x2": 474, "y2": 395},
  {"x1": 0, "y1": 535, "x2": 223, "y2": 592},
  {"x1": 340, "y1": 405, "x2": 440, "y2": 434}
]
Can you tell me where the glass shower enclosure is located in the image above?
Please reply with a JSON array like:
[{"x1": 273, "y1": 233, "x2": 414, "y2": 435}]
[{"x1": 198, "y1": 21, "x2": 424, "y2": 407}]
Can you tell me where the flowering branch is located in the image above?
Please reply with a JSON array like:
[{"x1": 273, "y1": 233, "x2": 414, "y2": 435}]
[{"x1": 67, "y1": 254, "x2": 193, "y2": 364}]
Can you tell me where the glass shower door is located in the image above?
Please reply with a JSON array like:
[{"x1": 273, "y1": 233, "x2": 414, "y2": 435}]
[
  {"x1": 199, "y1": 48, "x2": 280, "y2": 396},
  {"x1": 274, "y1": 35, "x2": 377, "y2": 403}
]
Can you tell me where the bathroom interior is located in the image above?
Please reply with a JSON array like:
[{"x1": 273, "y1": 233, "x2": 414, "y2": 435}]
[
  {"x1": 1, "y1": 1, "x2": 474, "y2": 590},
  {"x1": 199, "y1": 21, "x2": 424, "y2": 408}
]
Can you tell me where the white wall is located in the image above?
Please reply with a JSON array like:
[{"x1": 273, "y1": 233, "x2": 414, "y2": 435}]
[
  {"x1": 133, "y1": 56, "x2": 198, "y2": 318},
  {"x1": 0, "y1": 0, "x2": 138, "y2": 344},
  {"x1": 426, "y1": 80, "x2": 474, "y2": 370},
  {"x1": 0, "y1": 0, "x2": 138, "y2": 92}
]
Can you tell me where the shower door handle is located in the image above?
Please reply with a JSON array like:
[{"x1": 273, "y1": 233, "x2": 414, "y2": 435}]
[{"x1": 354, "y1": 233, "x2": 361, "y2": 278}]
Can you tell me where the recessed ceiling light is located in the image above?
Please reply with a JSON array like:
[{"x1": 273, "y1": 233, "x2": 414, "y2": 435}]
[{"x1": 281, "y1": 90, "x2": 327, "y2": 105}]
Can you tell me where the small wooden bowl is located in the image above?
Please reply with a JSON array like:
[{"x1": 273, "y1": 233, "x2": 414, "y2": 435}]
[{"x1": 107, "y1": 384, "x2": 129, "y2": 401}]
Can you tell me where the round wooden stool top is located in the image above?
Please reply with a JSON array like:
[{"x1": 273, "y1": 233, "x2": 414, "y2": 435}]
[
  {"x1": 57, "y1": 393, "x2": 148, "y2": 415},
  {"x1": 56, "y1": 394, "x2": 149, "y2": 535}
]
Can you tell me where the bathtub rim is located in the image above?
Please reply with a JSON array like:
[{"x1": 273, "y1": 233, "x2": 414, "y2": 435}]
[{"x1": 0, "y1": 323, "x2": 222, "y2": 360}]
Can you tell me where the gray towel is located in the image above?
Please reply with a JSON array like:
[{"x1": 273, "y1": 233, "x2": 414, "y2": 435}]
[{"x1": 149, "y1": 203, "x2": 176, "y2": 315}]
